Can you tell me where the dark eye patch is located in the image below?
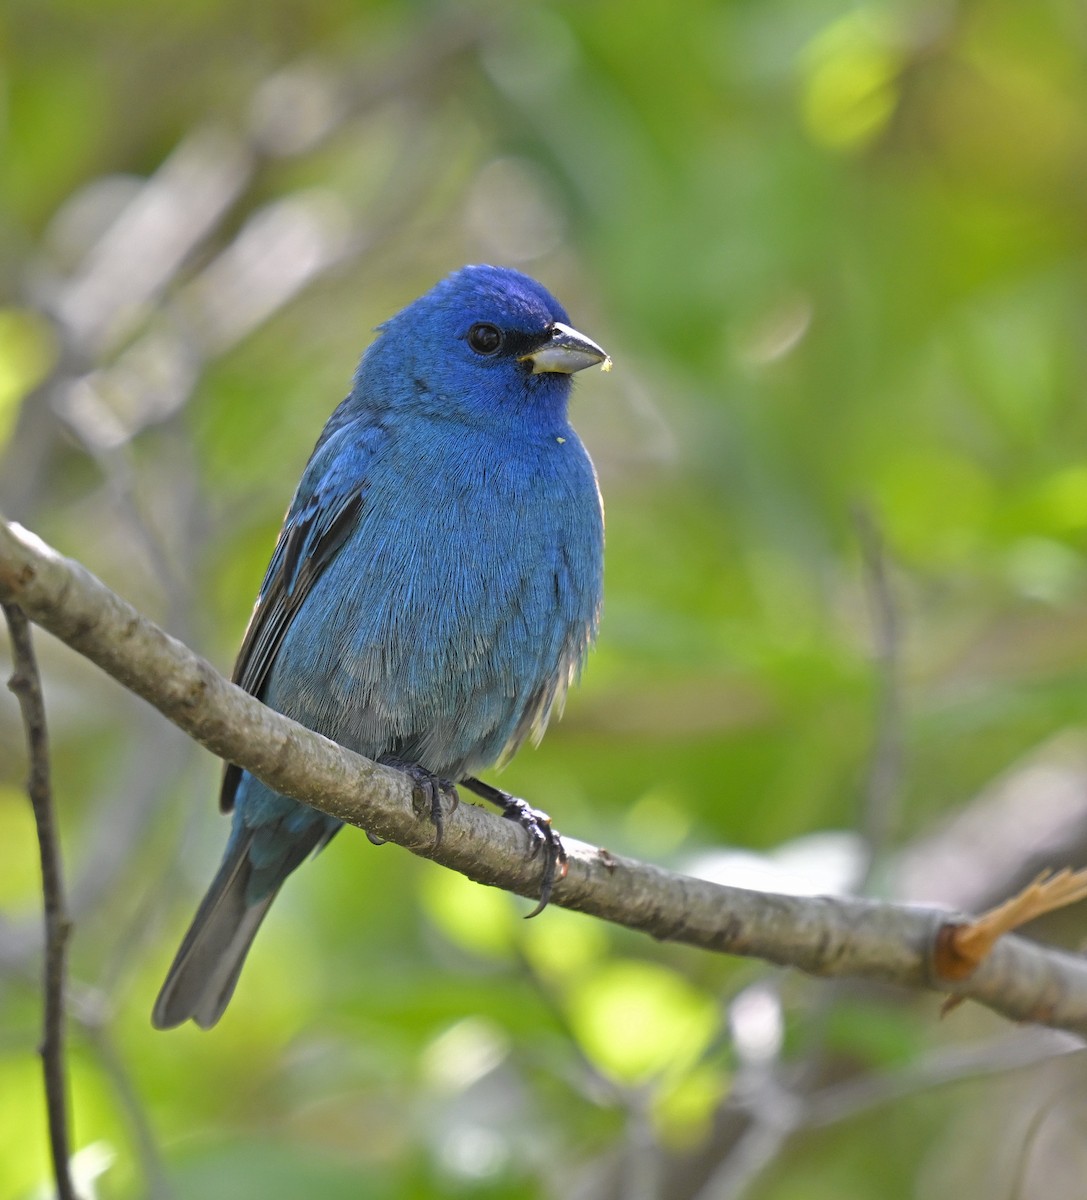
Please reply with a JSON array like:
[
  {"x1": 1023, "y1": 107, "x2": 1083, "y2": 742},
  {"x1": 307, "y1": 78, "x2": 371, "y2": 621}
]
[{"x1": 465, "y1": 323, "x2": 553, "y2": 363}]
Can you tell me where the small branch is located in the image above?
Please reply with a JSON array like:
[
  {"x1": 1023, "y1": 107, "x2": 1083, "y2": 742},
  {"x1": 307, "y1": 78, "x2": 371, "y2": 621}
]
[
  {"x1": 3, "y1": 601, "x2": 78, "y2": 1200},
  {"x1": 805, "y1": 1027, "x2": 1082, "y2": 1129},
  {"x1": 5, "y1": 514, "x2": 1087, "y2": 1038},
  {"x1": 936, "y1": 868, "x2": 1087, "y2": 987},
  {"x1": 853, "y1": 504, "x2": 904, "y2": 874}
]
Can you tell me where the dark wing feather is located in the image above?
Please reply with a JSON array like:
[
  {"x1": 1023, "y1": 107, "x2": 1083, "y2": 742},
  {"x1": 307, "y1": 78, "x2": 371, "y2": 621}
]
[{"x1": 220, "y1": 431, "x2": 369, "y2": 812}]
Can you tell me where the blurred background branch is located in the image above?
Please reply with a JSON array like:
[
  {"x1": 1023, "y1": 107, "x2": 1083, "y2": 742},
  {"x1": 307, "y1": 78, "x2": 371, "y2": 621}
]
[{"x1": 3, "y1": 603, "x2": 77, "y2": 1200}]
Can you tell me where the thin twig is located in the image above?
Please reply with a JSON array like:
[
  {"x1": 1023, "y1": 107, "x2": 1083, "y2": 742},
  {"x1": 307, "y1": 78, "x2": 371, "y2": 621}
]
[
  {"x1": 1006, "y1": 1100, "x2": 1052, "y2": 1200},
  {"x1": 806, "y1": 1028, "x2": 1082, "y2": 1128},
  {"x1": 693, "y1": 1105, "x2": 798, "y2": 1200},
  {"x1": 3, "y1": 602, "x2": 78, "y2": 1200},
  {"x1": 853, "y1": 503, "x2": 905, "y2": 879}
]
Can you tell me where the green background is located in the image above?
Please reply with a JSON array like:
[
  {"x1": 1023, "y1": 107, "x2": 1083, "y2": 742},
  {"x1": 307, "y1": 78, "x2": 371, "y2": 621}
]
[{"x1": 3, "y1": 0, "x2": 1087, "y2": 1196}]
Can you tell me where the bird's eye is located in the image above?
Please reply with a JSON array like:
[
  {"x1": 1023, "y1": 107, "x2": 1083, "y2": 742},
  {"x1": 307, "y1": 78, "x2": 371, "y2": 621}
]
[{"x1": 467, "y1": 323, "x2": 504, "y2": 356}]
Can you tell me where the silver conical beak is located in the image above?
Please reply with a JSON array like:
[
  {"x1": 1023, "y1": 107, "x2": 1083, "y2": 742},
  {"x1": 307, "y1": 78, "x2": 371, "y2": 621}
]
[{"x1": 520, "y1": 322, "x2": 611, "y2": 375}]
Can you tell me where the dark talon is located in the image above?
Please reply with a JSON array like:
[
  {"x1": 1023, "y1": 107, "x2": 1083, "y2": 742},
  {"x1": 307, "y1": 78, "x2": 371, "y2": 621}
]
[
  {"x1": 461, "y1": 776, "x2": 567, "y2": 916},
  {"x1": 380, "y1": 757, "x2": 457, "y2": 848}
]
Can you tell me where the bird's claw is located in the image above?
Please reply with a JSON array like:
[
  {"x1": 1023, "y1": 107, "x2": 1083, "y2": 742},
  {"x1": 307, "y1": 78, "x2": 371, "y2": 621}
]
[
  {"x1": 461, "y1": 777, "x2": 568, "y2": 917},
  {"x1": 380, "y1": 758, "x2": 458, "y2": 848}
]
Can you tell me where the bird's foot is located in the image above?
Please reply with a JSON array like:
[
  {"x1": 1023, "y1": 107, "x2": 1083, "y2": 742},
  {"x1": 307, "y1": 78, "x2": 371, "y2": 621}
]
[
  {"x1": 461, "y1": 777, "x2": 568, "y2": 917},
  {"x1": 380, "y1": 758, "x2": 458, "y2": 847}
]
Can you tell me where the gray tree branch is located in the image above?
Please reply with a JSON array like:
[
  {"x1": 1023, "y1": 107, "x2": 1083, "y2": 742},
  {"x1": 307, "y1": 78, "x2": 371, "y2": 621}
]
[
  {"x1": 3, "y1": 601, "x2": 78, "y2": 1200},
  {"x1": 3, "y1": 513, "x2": 1087, "y2": 1038}
]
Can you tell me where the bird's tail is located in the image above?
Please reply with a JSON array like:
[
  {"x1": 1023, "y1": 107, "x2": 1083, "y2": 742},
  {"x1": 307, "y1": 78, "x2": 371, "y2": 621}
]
[{"x1": 152, "y1": 833, "x2": 275, "y2": 1031}]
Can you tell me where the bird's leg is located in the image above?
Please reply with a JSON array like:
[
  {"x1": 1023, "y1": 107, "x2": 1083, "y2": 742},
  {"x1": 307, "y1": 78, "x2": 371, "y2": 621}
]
[
  {"x1": 460, "y1": 777, "x2": 568, "y2": 917},
  {"x1": 379, "y1": 757, "x2": 458, "y2": 847}
]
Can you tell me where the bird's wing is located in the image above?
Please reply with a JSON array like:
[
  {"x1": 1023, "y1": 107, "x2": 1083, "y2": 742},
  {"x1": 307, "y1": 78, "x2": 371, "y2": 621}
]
[{"x1": 220, "y1": 425, "x2": 372, "y2": 812}]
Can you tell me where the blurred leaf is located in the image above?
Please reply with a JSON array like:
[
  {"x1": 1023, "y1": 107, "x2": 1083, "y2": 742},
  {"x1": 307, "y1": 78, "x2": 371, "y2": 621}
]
[
  {"x1": 652, "y1": 1062, "x2": 729, "y2": 1148},
  {"x1": 168, "y1": 1140, "x2": 395, "y2": 1200},
  {"x1": 0, "y1": 1054, "x2": 49, "y2": 1200},
  {"x1": 822, "y1": 1002, "x2": 926, "y2": 1071},
  {"x1": 421, "y1": 866, "x2": 518, "y2": 960},
  {"x1": 0, "y1": 309, "x2": 56, "y2": 449},
  {"x1": 520, "y1": 902, "x2": 609, "y2": 985},
  {"x1": 0, "y1": 785, "x2": 39, "y2": 904},
  {"x1": 800, "y1": 10, "x2": 902, "y2": 152},
  {"x1": 566, "y1": 960, "x2": 718, "y2": 1086}
]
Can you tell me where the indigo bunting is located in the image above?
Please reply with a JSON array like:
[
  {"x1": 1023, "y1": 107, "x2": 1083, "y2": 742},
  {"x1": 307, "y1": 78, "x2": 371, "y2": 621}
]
[{"x1": 153, "y1": 265, "x2": 608, "y2": 1029}]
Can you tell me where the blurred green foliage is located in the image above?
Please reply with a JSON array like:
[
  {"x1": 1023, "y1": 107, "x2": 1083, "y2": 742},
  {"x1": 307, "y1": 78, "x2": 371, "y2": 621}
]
[{"x1": 4, "y1": 0, "x2": 1087, "y2": 1196}]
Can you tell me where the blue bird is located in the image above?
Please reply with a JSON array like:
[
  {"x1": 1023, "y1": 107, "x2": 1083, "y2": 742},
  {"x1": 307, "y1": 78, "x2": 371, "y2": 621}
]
[{"x1": 153, "y1": 265, "x2": 608, "y2": 1029}]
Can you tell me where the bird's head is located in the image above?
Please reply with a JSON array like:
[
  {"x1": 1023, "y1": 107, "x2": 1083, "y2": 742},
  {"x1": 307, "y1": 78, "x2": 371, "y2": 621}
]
[{"x1": 356, "y1": 265, "x2": 609, "y2": 431}]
